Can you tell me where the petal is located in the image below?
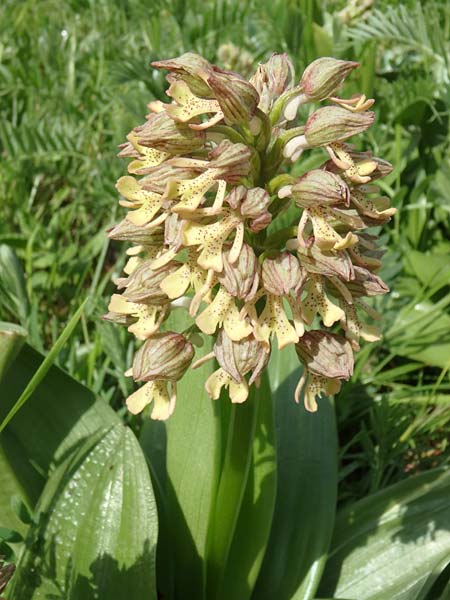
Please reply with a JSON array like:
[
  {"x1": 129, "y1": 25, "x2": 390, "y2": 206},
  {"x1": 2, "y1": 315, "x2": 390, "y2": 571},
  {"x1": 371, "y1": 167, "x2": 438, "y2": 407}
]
[
  {"x1": 127, "y1": 131, "x2": 169, "y2": 169},
  {"x1": 126, "y1": 382, "x2": 153, "y2": 414},
  {"x1": 183, "y1": 214, "x2": 241, "y2": 272},
  {"x1": 166, "y1": 80, "x2": 222, "y2": 122},
  {"x1": 308, "y1": 207, "x2": 358, "y2": 251},
  {"x1": 255, "y1": 295, "x2": 299, "y2": 349},
  {"x1": 126, "y1": 380, "x2": 174, "y2": 420},
  {"x1": 205, "y1": 368, "x2": 232, "y2": 400},
  {"x1": 302, "y1": 276, "x2": 345, "y2": 327},
  {"x1": 116, "y1": 176, "x2": 164, "y2": 225},
  {"x1": 160, "y1": 264, "x2": 191, "y2": 299},
  {"x1": 229, "y1": 379, "x2": 249, "y2": 403},
  {"x1": 150, "y1": 381, "x2": 175, "y2": 420},
  {"x1": 223, "y1": 301, "x2": 253, "y2": 341},
  {"x1": 195, "y1": 287, "x2": 234, "y2": 335},
  {"x1": 170, "y1": 169, "x2": 222, "y2": 213}
]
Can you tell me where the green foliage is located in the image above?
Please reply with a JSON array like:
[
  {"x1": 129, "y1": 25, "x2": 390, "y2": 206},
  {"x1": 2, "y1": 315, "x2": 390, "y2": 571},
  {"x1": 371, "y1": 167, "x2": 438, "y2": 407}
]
[{"x1": 1, "y1": 0, "x2": 450, "y2": 598}]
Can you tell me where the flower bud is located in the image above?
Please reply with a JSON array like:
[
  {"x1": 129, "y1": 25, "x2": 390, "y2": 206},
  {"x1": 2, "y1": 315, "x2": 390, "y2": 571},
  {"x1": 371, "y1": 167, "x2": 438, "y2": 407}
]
[
  {"x1": 151, "y1": 53, "x2": 213, "y2": 96},
  {"x1": 250, "y1": 53, "x2": 294, "y2": 113},
  {"x1": 135, "y1": 112, "x2": 205, "y2": 154},
  {"x1": 208, "y1": 140, "x2": 252, "y2": 184},
  {"x1": 262, "y1": 252, "x2": 304, "y2": 295},
  {"x1": 300, "y1": 57, "x2": 359, "y2": 101},
  {"x1": 297, "y1": 245, "x2": 354, "y2": 281},
  {"x1": 107, "y1": 219, "x2": 164, "y2": 245},
  {"x1": 241, "y1": 187, "x2": 272, "y2": 231},
  {"x1": 141, "y1": 162, "x2": 199, "y2": 194},
  {"x1": 214, "y1": 329, "x2": 269, "y2": 384},
  {"x1": 164, "y1": 213, "x2": 183, "y2": 247},
  {"x1": 120, "y1": 259, "x2": 179, "y2": 304},
  {"x1": 207, "y1": 68, "x2": 259, "y2": 124},
  {"x1": 227, "y1": 185, "x2": 272, "y2": 232},
  {"x1": 291, "y1": 169, "x2": 350, "y2": 208},
  {"x1": 347, "y1": 266, "x2": 389, "y2": 297},
  {"x1": 132, "y1": 332, "x2": 194, "y2": 382},
  {"x1": 295, "y1": 330, "x2": 354, "y2": 380},
  {"x1": 304, "y1": 106, "x2": 374, "y2": 147},
  {"x1": 218, "y1": 243, "x2": 259, "y2": 301}
]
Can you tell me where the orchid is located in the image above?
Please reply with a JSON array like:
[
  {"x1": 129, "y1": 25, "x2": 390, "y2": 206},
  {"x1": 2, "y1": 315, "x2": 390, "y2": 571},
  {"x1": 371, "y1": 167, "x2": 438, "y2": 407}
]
[{"x1": 106, "y1": 52, "x2": 395, "y2": 418}]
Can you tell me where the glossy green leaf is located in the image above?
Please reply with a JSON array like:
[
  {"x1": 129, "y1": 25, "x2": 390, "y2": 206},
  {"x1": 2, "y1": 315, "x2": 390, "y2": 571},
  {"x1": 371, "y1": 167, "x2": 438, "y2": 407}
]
[
  {"x1": 140, "y1": 309, "x2": 221, "y2": 599},
  {"x1": 253, "y1": 344, "x2": 338, "y2": 600},
  {"x1": 0, "y1": 343, "x2": 119, "y2": 505},
  {"x1": 8, "y1": 423, "x2": 158, "y2": 600},
  {"x1": 0, "y1": 449, "x2": 28, "y2": 537},
  {"x1": 213, "y1": 371, "x2": 277, "y2": 600},
  {"x1": 320, "y1": 467, "x2": 450, "y2": 600}
]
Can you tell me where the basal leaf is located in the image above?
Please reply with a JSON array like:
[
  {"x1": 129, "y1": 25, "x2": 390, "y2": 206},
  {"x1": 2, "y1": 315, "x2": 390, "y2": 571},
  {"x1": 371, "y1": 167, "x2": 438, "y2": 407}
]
[
  {"x1": 320, "y1": 468, "x2": 450, "y2": 600},
  {"x1": 0, "y1": 343, "x2": 119, "y2": 505},
  {"x1": 8, "y1": 423, "x2": 158, "y2": 600}
]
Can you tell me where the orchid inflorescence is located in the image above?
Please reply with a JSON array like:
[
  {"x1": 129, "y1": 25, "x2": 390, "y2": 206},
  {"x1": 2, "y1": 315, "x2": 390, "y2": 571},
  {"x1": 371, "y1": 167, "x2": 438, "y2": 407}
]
[{"x1": 105, "y1": 52, "x2": 395, "y2": 420}]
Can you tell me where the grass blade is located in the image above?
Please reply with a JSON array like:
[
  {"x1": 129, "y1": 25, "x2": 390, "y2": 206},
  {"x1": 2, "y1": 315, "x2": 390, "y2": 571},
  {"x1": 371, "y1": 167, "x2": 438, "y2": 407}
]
[{"x1": 0, "y1": 298, "x2": 88, "y2": 433}]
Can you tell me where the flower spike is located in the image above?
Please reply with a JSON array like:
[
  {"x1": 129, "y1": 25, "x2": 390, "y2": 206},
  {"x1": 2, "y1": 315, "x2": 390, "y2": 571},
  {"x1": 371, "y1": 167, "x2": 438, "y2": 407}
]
[{"x1": 107, "y1": 51, "x2": 394, "y2": 419}]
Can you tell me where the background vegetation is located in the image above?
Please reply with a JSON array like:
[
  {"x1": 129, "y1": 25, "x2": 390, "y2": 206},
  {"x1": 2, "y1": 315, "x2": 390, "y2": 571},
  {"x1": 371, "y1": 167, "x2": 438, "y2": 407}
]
[{"x1": 1, "y1": 0, "x2": 450, "y2": 597}]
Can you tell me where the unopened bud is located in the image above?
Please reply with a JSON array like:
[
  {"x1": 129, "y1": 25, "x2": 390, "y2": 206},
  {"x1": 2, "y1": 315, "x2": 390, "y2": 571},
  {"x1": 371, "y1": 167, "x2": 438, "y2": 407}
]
[
  {"x1": 214, "y1": 329, "x2": 269, "y2": 384},
  {"x1": 208, "y1": 140, "x2": 252, "y2": 184},
  {"x1": 218, "y1": 243, "x2": 259, "y2": 301},
  {"x1": 291, "y1": 169, "x2": 350, "y2": 208},
  {"x1": 227, "y1": 186, "x2": 272, "y2": 232},
  {"x1": 120, "y1": 259, "x2": 179, "y2": 304},
  {"x1": 300, "y1": 57, "x2": 359, "y2": 101},
  {"x1": 347, "y1": 266, "x2": 389, "y2": 297},
  {"x1": 207, "y1": 68, "x2": 259, "y2": 124},
  {"x1": 136, "y1": 112, "x2": 205, "y2": 154},
  {"x1": 107, "y1": 219, "x2": 164, "y2": 245},
  {"x1": 151, "y1": 53, "x2": 213, "y2": 96},
  {"x1": 250, "y1": 53, "x2": 294, "y2": 113},
  {"x1": 295, "y1": 330, "x2": 354, "y2": 380},
  {"x1": 304, "y1": 106, "x2": 374, "y2": 147},
  {"x1": 262, "y1": 252, "x2": 303, "y2": 295},
  {"x1": 132, "y1": 332, "x2": 194, "y2": 382},
  {"x1": 297, "y1": 245, "x2": 354, "y2": 281}
]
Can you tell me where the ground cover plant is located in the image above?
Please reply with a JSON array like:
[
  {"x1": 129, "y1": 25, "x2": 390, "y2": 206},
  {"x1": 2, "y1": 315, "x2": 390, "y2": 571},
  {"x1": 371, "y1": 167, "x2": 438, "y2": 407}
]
[{"x1": 1, "y1": 0, "x2": 450, "y2": 598}]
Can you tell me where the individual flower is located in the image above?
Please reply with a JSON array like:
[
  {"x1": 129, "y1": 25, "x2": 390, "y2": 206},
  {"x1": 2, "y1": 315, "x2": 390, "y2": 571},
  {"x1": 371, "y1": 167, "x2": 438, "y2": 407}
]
[
  {"x1": 295, "y1": 330, "x2": 354, "y2": 411},
  {"x1": 125, "y1": 332, "x2": 194, "y2": 420},
  {"x1": 107, "y1": 51, "x2": 394, "y2": 419},
  {"x1": 198, "y1": 330, "x2": 269, "y2": 403}
]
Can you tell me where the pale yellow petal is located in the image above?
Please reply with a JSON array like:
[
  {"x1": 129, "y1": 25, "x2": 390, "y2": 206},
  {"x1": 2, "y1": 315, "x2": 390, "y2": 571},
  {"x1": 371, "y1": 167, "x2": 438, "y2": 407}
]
[
  {"x1": 127, "y1": 131, "x2": 169, "y2": 172},
  {"x1": 166, "y1": 80, "x2": 221, "y2": 122},
  {"x1": 229, "y1": 379, "x2": 249, "y2": 403},
  {"x1": 160, "y1": 264, "x2": 191, "y2": 299},
  {"x1": 255, "y1": 295, "x2": 299, "y2": 349},
  {"x1": 195, "y1": 287, "x2": 233, "y2": 335},
  {"x1": 223, "y1": 301, "x2": 253, "y2": 341},
  {"x1": 205, "y1": 368, "x2": 232, "y2": 400},
  {"x1": 171, "y1": 169, "x2": 222, "y2": 213},
  {"x1": 302, "y1": 276, "x2": 345, "y2": 328},
  {"x1": 150, "y1": 381, "x2": 175, "y2": 420},
  {"x1": 126, "y1": 382, "x2": 153, "y2": 414}
]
